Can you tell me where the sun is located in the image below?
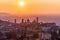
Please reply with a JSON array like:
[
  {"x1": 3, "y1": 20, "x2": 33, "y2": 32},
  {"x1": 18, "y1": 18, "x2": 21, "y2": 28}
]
[{"x1": 19, "y1": 1, "x2": 25, "y2": 7}]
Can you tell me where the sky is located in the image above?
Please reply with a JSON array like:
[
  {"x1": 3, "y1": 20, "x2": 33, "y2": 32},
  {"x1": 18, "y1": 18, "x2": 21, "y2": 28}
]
[{"x1": 0, "y1": 0, "x2": 60, "y2": 16}]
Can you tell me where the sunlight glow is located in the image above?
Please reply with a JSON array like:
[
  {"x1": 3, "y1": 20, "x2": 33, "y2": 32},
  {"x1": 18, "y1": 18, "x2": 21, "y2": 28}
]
[{"x1": 19, "y1": 1, "x2": 25, "y2": 7}]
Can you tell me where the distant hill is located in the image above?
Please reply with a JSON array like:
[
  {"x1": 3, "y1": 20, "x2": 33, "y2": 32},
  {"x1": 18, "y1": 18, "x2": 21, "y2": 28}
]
[
  {"x1": 0, "y1": 13, "x2": 20, "y2": 23},
  {"x1": 0, "y1": 13, "x2": 10, "y2": 20}
]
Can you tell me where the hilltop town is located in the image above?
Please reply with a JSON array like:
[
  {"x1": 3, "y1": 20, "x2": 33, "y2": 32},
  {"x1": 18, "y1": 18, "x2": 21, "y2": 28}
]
[{"x1": 0, "y1": 17, "x2": 60, "y2": 40}]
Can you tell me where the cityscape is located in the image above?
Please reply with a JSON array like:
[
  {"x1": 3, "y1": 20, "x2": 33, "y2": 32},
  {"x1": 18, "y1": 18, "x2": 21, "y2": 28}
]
[
  {"x1": 0, "y1": 0, "x2": 60, "y2": 40},
  {"x1": 0, "y1": 17, "x2": 60, "y2": 40}
]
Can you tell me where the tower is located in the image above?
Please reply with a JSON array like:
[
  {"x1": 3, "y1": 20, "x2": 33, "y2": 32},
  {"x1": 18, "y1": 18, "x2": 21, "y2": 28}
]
[
  {"x1": 36, "y1": 17, "x2": 39, "y2": 23},
  {"x1": 27, "y1": 18, "x2": 30, "y2": 23},
  {"x1": 14, "y1": 19, "x2": 16, "y2": 24},
  {"x1": 21, "y1": 18, "x2": 24, "y2": 23}
]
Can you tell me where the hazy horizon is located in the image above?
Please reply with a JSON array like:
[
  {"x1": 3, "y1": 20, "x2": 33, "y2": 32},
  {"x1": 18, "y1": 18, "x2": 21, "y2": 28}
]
[
  {"x1": 0, "y1": 12, "x2": 60, "y2": 26},
  {"x1": 0, "y1": 0, "x2": 60, "y2": 26}
]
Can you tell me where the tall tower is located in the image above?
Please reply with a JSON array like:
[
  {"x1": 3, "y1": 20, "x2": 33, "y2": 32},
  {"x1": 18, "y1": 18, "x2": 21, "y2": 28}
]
[
  {"x1": 14, "y1": 19, "x2": 16, "y2": 24},
  {"x1": 36, "y1": 17, "x2": 39, "y2": 23},
  {"x1": 21, "y1": 18, "x2": 24, "y2": 23}
]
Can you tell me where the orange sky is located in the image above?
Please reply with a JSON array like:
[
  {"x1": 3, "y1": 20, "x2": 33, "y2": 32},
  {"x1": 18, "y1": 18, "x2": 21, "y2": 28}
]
[{"x1": 0, "y1": 0, "x2": 60, "y2": 16}]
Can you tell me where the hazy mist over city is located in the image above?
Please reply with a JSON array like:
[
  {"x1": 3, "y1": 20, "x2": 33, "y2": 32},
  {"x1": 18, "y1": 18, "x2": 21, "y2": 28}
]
[
  {"x1": 0, "y1": 0, "x2": 60, "y2": 40},
  {"x1": 0, "y1": 12, "x2": 60, "y2": 26}
]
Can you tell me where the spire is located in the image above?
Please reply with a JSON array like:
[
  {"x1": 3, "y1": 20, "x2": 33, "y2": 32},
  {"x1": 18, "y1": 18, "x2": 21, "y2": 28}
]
[{"x1": 27, "y1": 18, "x2": 30, "y2": 23}]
